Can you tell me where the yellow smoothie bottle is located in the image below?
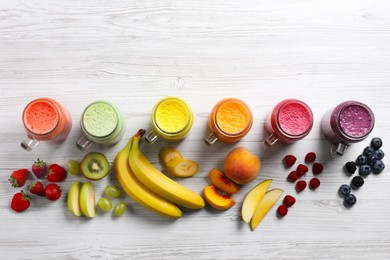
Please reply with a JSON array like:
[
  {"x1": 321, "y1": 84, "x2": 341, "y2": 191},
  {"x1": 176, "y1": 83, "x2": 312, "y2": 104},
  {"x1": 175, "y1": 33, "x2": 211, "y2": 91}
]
[{"x1": 145, "y1": 97, "x2": 194, "y2": 143}]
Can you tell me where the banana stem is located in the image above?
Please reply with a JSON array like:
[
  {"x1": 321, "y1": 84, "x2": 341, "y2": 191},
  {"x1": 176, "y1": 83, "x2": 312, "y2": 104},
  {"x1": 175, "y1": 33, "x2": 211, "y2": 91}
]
[{"x1": 135, "y1": 129, "x2": 146, "y2": 137}]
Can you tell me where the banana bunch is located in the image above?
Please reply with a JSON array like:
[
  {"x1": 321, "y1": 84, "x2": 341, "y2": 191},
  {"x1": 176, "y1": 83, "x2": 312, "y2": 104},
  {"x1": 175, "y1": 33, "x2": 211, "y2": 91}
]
[{"x1": 114, "y1": 129, "x2": 204, "y2": 218}]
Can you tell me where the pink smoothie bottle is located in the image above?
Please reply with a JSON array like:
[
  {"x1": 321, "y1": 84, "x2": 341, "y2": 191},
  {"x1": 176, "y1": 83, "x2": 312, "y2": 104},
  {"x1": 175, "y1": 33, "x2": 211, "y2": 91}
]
[
  {"x1": 321, "y1": 101, "x2": 375, "y2": 157},
  {"x1": 264, "y1": 99, "x2": 314, "y2": 146},
  {"x1": 21, "y1": 98, "x2": 73, "y2": 151}
]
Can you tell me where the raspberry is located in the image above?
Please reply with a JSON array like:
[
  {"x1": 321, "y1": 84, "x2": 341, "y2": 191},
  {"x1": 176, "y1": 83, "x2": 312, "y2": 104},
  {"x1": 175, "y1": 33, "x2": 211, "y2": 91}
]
[
  {"x1": 277, "y1": 205, "x2": 288, "y2": 216},
  {"x1": 312, "y1": 162, "x2": 324, "y2": 175},
  {"x1": 287, "y1": 171, "x2": 298, "y2": 182},
  {"x1": 344, "y1": 161, "x2": 357, "y2": 175},
  {"x1": 283, "y1": 195, "x2": 296, "y2": 207},
  {"x1": 296, "y1": 164, "x2": 309, "y2": 177},
  {"x1": 351, "y1": 176, "x2": 364, "y2": 189},
  {"x1": 296, "y1": 180, "x2": 307, "y2": 192},
  {"x1": 284, "y1": 155, "x2": 297, "y2": 167},
  {"x1": 305, "y1": 152, "x2": 316, "y2": 162},
  {"x1": 309, "y1": 177, "x2": 320, "y2": 189}
]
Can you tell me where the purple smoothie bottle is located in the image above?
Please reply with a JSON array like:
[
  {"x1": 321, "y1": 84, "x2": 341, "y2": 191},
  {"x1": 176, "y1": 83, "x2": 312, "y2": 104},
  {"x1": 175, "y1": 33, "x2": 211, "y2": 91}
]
[{"x1": 321, "y1": 101, "x2": 375, "y2": 157}]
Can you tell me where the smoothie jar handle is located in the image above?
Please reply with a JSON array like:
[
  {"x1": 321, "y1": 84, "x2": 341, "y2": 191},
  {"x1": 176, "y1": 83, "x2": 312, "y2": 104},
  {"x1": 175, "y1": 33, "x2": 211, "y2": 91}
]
[
  {"x1": 145, "y1": 130, "x2": 158, "y2": 144},
  {"x1": 21, "y1": 137, "x2": 40, "y2": 151},
  {"x1": 204, "y1": 132, "x2": 218, "y2": 145},
  {"x1": 263, "y1": 133, "x2": 278, "y2": 147},
  {"x1": 77, "y1": 136, "x2": 93, "y2": 151},
  {"x1": 330, "y1": 143, "x2": 348, "y2": 157}
]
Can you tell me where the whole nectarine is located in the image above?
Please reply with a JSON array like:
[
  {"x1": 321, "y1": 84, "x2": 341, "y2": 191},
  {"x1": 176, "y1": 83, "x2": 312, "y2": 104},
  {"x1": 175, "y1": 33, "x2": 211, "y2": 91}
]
[{"x1": 224, "y1": 147, "x2": 261, "y2": 184}]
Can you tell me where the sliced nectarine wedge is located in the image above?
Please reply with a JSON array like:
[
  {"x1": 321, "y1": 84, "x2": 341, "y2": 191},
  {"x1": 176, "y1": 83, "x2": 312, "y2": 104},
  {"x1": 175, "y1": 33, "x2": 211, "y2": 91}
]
[
  {"x1": 241, "y1": 179, "x2": 272, "y2": 223},
  {"x1": 209, "y1": 168, "x2": 240, "y2": 194},
  {"x1": 203, "y1": 185, "x2": 235, "y2": 210},
  {"x1": 250, "y1": 188, "x2": 284, "y2": 231}
]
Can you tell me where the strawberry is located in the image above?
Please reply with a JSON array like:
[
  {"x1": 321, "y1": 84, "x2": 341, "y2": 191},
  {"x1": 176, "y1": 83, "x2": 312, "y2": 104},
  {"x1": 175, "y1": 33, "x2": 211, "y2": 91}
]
[
  {"x1": 284, "y1": 155, "x2": 297, "y2": 167},
  {"x1": 296, "y1": 164, "x2": 309, "y2": 177},
  {"x1": 11, "y1": 191, "x2": 31, "y2": 212},
  {"x1": 9, "y1": 169, "x2": 29, "y2": 187},
  {"x1": 32, "y1": 158, "x2": 47, "y2": 179},
  {"x1": 305, "y1": 152, "x2": 316, "y2": 162},
  {"x1": 45, "y1": 183, "x2": 62, "y2": 201},
  {"x1": 287, "y1": 171, "x2": 298, "y2": 182},
  {"x1": 47, "y1": 164, "x2": 67, "y2": 182},
  {"x1": 29, "y1": 181, "x2": 45, "y2": 196}
]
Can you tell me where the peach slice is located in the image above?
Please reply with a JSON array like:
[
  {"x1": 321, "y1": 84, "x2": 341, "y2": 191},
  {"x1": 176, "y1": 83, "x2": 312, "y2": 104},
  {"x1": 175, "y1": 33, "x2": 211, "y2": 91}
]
[
  {"x1": 250, "y1": 188, "x2": 284, "y2": 231},
  {"x1": 209, "y1": 168, "x2": 240, "y2": 194},
  {"x1": 241, "y1": 179, "x2": 272, "y2": 223},
  {"x1": 203, "y1": 185, "x2": 236, "y2": 210}
]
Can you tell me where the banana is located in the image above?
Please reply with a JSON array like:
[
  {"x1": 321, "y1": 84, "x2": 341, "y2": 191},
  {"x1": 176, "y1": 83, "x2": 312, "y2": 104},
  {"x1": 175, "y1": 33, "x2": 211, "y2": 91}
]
[
  {"x1": 114, "y1": 138, "x2": 182, "y2": 218},
  {"x1": 129, "y1": 130, "x2": 205, "y2": 209}
]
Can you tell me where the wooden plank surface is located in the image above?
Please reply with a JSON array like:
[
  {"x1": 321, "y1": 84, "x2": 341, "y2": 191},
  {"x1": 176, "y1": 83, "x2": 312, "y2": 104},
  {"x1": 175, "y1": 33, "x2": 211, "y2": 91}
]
[{"x1": 1, "y1": 0, "x2": 390, "y2": 259}]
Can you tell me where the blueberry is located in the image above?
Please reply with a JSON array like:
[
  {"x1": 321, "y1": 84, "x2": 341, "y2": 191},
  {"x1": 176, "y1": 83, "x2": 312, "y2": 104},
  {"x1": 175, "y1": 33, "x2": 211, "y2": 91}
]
[
  {"x1": 372, "y1": 160, "x2": 385, "y2": 174},
  {"x1": 363, "y1": 146, "x2": 375, "y2": 157},
  {"x1": 359, "y1": 164, "x2": 372, "y2": 177},
  {"x1": 367, "y1": 155, "x2": 377, "y2": 166},
  {"x1": 344, "y1": 194, "x2": 357, "y2": 207},
  {"x1": 374, "y1": 149, "x2": 385, "y2": 160},
  {"x1": 339, "y1": 184, "x2": 351, "y2": 196},
  {"x1": 371, "y1": 137, "x2": 383, "y2": 149},
  {"x1": 356, "y1": 155, "x2": 367, "y2": 166}
]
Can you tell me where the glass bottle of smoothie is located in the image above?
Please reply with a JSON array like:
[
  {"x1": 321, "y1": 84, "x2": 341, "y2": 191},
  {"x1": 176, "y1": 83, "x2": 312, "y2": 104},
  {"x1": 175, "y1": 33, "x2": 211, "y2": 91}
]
[
  {"x1": 145, "y1": 97, "x2": 194, "y2": 144},
  {"x1": 321, "y1": 101, "x2": 375, "y2": 157},
  {"x1": 21, "y1": 98, "x2": 73, "y2": 151},
  {"x1": 263, "y1": 99, "x2": 313, "y2": 146},
  {"x1": 77, "y1": 101, "x2": 125, "y2": 150},
  {"x1": 205, "y1": 98, "x2": 253, "y2": 145}
]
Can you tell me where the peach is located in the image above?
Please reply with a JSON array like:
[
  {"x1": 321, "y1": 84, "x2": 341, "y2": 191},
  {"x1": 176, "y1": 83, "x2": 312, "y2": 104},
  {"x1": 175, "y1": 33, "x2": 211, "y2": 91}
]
[
  {"x1": 203, "y1": 185, "x2": 235, "y2": 210},
  {"x1": 224, "y1": 147, "x2": 261, "y2": 184},
  {"x1": 208, "y1": 168, "x2": 240, "y2": 194}
]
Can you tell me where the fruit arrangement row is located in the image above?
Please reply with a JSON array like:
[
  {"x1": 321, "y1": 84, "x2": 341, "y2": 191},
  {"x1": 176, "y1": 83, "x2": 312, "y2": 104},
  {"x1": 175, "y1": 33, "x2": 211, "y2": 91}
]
[{"x1": 7, "y1": 126, "x2": 386, "y2": 231}]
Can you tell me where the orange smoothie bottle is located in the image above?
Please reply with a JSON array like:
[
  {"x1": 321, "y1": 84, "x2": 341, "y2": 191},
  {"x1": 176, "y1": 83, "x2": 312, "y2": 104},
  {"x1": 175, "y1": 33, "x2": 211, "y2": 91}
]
[
  {"x1": 205, "y1": 98, "x2": 253, "y2": 145},
  {"x1": 21, "y1": 98, "x2": 72, "y2": 151}
]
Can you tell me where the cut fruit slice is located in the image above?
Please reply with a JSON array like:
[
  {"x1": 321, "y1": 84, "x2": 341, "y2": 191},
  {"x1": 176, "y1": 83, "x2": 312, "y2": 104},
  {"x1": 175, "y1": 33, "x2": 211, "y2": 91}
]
[
  {"x1": 67, "y1": 181, "x2": 83, "y2": 217},
  {"x1": 79, "y1": 182, "x2": 96, "y2": 218},
  {"x1": 203, "y1": 185, "x2": 235, "y2": 210},
  {"x1": 241, "y1": 179, "x2": 272, "y2": 223},
  {"x1": 250, "y1": 188, "x2": 284, "y2": 231},
  {"x1": 159, "y1": 146, "x2": 183, "y2": 165},
  {"x1": 80, "y1": 152, "x2": 110, "y2": 180},
  {"x1": 166, "y1": 158, "x2": 199, "y2": 177},
  {"x1": 209, "y1": 168, "x2": 240, "y2": 194}
]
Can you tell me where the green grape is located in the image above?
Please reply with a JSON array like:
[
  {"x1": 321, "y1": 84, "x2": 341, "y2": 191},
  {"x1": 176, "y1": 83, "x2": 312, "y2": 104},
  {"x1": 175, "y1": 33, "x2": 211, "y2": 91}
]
[
  {"x1": 104, "y1": 185, "x2": 121, "y2": 198},
  {"x1": 98, "y1": 197, "x2": 112, "y2": 212},
  {"x1": 67, "y1": 159, "x2": 79, "y2": 176},
  {"x1": 113, "y1": 202, "x2": 126, "y2": 217}
]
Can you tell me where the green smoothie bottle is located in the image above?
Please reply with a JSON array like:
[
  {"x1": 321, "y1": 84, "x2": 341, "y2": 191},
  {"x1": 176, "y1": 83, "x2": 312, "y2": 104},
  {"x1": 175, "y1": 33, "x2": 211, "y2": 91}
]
[{"x1": 77, "y1": 101, "x2": 125, "y2": 150}]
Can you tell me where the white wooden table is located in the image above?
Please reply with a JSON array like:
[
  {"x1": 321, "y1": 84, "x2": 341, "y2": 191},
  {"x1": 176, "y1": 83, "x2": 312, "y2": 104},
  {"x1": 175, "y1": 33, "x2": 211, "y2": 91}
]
[{"x1": 1, "y1": 1, "x2": 390, "y2": 259}]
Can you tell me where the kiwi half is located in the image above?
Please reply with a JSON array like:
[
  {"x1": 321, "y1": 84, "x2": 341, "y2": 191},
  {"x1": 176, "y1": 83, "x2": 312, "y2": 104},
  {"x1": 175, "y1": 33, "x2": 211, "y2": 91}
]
[{"x1": 80, "y1": 152, "x2": 110, "y2": 180}]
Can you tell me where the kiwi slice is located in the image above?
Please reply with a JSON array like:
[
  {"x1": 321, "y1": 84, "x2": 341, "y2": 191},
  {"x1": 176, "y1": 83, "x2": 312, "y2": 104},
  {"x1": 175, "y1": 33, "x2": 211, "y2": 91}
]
[{"x1": 80, "y1": 152, "x2": 110, "y2": 180}]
